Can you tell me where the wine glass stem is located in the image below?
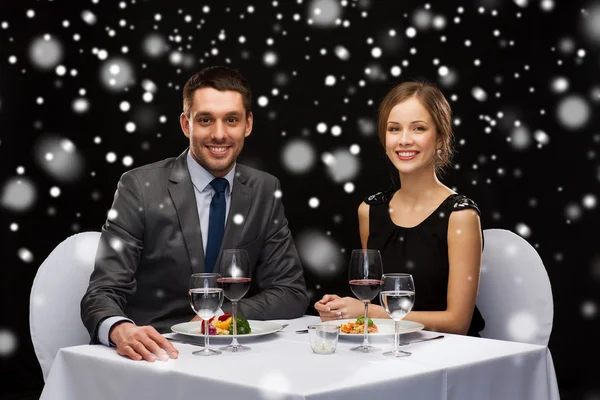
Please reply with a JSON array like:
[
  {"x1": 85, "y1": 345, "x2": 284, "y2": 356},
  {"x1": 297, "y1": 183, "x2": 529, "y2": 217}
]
[
  {"x1": 362, "y1": 301, "x2": 369, "y2": 349},
  {"x1": 204, "y1": 319, "x2": 210, "y2": 350},
  {"x1": 394, "y1": 320, "x2": 400, "y2": 353},
  {"x1": 231, "y1": 300, "x2": 240, "y2": 346}
]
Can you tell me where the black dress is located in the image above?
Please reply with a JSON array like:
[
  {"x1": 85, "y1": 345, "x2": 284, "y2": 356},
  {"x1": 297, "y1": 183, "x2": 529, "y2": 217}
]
[{"x1": 366, "y1": 190, "x2": 485, "y2": 336}]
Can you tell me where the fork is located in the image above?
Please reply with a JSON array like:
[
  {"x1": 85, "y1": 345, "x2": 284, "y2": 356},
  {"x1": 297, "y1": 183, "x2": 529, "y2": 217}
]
[{"x1": 391, "y1": 335, "x2": 445, "y2": 346}]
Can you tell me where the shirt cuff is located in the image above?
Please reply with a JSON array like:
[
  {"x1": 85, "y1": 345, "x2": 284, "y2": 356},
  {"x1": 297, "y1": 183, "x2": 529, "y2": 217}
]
[{"x1": 98, "y1": 316, "x2": 134, "y2": 347}]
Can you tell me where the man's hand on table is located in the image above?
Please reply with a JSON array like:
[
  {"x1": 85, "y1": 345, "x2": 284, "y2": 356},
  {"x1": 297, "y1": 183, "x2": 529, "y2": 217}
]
[{"x1": 109, "y1": 322, "x2": 178, "y2": 362}]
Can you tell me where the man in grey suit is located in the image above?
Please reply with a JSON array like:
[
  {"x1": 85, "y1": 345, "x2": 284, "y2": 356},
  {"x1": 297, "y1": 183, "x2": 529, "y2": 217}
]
[{"x1": 81, "y1": 66, "x2": 309, "y2": 362}]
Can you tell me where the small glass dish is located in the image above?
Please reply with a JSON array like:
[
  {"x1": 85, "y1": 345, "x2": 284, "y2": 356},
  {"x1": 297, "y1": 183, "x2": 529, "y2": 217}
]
[{"x1": 308, "y1": 324, "x2": 339, "y2": 355}]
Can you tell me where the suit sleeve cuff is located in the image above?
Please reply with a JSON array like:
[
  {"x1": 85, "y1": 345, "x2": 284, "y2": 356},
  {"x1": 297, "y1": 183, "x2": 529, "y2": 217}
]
[{"x1": 98, "y1": 316, "x2": 134, "y2": 347}]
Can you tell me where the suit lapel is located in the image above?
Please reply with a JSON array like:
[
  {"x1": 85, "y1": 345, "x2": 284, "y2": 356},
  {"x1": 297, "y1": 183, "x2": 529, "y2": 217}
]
[
  {"x1": 168, "y1": 150, "x2": 205, "y2": 273},
  {"x1": 220, "y1": 167, "x2": 252, "y2": 256}
]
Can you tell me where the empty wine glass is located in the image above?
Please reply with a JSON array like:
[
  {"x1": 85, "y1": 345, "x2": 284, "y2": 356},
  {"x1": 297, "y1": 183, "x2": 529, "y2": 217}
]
[
  {"x1": 216, "y1": 249, "x2": 251, "y2": 352},
  {"x1": 348, "y1": 249, "x2": 383, "y2": 353},
  {"x1": 189, "y1": 273, "x2": 224, "y2": 356},
  {"x1": 380, "y1": 273, "x2": 415, "y2": 357}
]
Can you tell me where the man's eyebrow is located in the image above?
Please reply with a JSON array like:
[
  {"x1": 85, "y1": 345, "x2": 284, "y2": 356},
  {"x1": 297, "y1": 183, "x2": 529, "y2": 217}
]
[{"x1": 193, "y1": 111, "x2": 243, "y2": 118}]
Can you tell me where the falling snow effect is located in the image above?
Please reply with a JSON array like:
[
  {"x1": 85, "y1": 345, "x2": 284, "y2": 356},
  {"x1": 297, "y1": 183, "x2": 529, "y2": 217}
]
[
  {"x1": 28, "y1": 35, "x2": 63, "y2": 70},
  {"x1": 281, "y1": 139, "x2": 316, "y2": 174},
  {"x1": 296, "y1": 230, "x2": 342, "y2": 278},
  {"x1": 0, "y1": 1, "x2": 598, "y2": 394}
]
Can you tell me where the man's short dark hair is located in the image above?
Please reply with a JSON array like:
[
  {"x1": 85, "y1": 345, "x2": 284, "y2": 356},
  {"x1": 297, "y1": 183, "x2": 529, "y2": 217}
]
[{"x1": 182, "y1": 66, "x2": 252, "y2": 117}]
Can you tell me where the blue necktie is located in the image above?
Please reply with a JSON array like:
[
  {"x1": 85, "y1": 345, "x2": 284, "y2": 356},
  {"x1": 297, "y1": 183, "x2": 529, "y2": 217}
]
[{"x1": 205, "y1": 178, "x2": 229, "y2": 273}]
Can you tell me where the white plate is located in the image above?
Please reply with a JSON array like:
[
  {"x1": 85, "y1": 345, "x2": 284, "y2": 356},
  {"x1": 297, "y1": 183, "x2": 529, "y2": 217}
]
[
  {"x1": 324, "y1": 318, "x2": 424, "y2": 338},
  {"x1": 170, "y1": 320, "x2": 284, "y2": 339}
]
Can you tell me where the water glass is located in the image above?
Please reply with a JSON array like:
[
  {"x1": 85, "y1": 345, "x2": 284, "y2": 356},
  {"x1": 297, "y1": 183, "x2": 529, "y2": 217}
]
[{"x1": 308, "y1": 325, "x2": 339, "y2": 355}]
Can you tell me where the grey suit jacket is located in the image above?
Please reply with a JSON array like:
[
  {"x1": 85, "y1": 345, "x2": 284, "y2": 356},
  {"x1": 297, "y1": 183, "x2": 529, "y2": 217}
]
[{"x1": 81, "y1": 149, "x2": 309, "y2": 342}]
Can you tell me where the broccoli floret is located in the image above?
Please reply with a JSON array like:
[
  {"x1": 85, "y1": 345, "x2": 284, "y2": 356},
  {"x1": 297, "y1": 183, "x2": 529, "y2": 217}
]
[
  {"x1": 228, "y1": 317, "x2": 251, "y2": 335},
  {"x1": 355, "y1": 315, "x2": 374, "y2": 326}
]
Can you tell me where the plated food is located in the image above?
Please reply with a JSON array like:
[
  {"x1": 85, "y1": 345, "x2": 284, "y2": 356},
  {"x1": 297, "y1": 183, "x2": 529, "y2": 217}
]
[
  {"x1": 200, "y1": 313, "x2": 252, "y2": 335},
  {"x1": 340, "y1": 316, "x2": 379, "y2": 334}
]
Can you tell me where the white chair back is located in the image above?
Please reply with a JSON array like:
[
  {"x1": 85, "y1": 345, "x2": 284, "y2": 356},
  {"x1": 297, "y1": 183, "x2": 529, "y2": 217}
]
[
  {"x1": 477, "y1": 229, "x2": 553, "y2": 345},
  {"x1": 29, "y1": 231, "x2": 100, "y2": 381}
]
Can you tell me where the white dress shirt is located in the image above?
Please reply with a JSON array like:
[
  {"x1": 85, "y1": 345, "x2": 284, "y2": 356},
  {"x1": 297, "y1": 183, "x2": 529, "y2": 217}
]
[{"x1": 97, "y1": 151, "x2": 234, "y2": 346}]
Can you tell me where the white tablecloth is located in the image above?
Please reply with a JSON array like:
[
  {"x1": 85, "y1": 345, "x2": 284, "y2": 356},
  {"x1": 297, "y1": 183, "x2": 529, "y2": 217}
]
[{"x1": 41, "y1": 316, "x2": 559, "y2": 400}]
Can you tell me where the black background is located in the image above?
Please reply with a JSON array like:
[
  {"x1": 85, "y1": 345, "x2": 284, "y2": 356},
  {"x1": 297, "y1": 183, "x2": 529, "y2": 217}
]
[{"x1": 1, "y1": 0, "x2": 599, "y2": 399}]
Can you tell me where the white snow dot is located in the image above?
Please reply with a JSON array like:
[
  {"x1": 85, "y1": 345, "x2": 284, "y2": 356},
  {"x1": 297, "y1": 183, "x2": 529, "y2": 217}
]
[
  {"x1": 334, "y1": 45, "x2": 350, "y2": 61},
  {"x1": 533, "y1": 130, "x2": 549, "y2": 145},
  {"x1": 507, "y1": 311, "x2": 538, "y2": 343},
  {"x1": 371, "y1": 47, "x2": 382, "y2": 58},
  {"x1": 257, "y1": 96, "x2": 268, "y2": 107},
  {"x1": 556, "y1": 95, "x2": 590, "y2": 130},
  {"x1": 110, "y1": 238, "x2": 123, "y2": 251},
  {"x1": 406, "y1": 27, "x2": 417, "y2": 38},
  {"x1": 551, "y1": 77, "x2": 569, "y2": 93},
  {"x1": 581, "y1": 301, "x2": 597, "y2": 318},
  {"x1": 274, "y1": 190, "x2": 282, "y2": 199},
  {"x1": 316, "y1": 122, "x2": 327, "y2": 133},
  {"x1": 233, "y1": 214, "x2": 244, "y2": 225},
  {"x1": 73, "y1": 98, "x2": 89, "y2": 113},
  {"x1": 81, "y1": 10, "x2": 97, "y2": 25},
  {"x1": 540, "y1": 0, "x2": 554, "y2": 11},
  {"x1": 10, "y1": 223, "x2": 18, "y2": 232},
  {"x1": 122, "y1": 155, "x2": 133, "y2": 167},
  {"x1": 18, "y1": 248, "x2": 34, "y2": 263},
  {"x1": 390, "y1": 66, "x2": 401, "y2": 76},
  {"x1": 263, "y1": 51, "x2": 278, "y2": 66},
  {"x1": 106, "y1": 152, "x2": 117, "y2": 163},
  {"x1": 582, "y1": 194, "x2": 597, "y2": 209},
  {"x1": 331, "y1": 125, "x2": 342, "y2": 136},
  {"x1": 325, "y1": 75, "x2": 336, "y2": 86},
  {"x1": 472, "y1": 86, "x2": 487, "y2": 102},
  {"x1": 308, "y1": 197, "x2": 320, "y2": 208},
  {"x1": 438, "y1": 66, "x2": 449, "y2": 76},
  {"x1": 49, "y1": 186, "x2": 61, "y2": 197},
  {"x1": 56, "y1": 65, "x2": 66, "y2": 76},
  {"x1": 344, "y1": 182, "x2": 354, "y2": 193},
  {"x1": 142, "y1": 92, "x2": 153, "y2": 102},
  {"x1": 565, "y1": 203, "x2": 582, "y2": 221},
  {"x1": 515, "y1": 223, "x2": 531, "y2": 238},
  {"x1": 125, "y1": 122, "x2": 136, "y2": 133},
  {"x1": 0, "y1": 329, "x2": 18, "y2": 357},
  {"x1": 107, "y1": 209, "x2": 118, "y2": 220},
  {"x1": 119, "y1": 101, "x2": 130, "y2": 112},
  {"x1": 349, "y1": 144, "x2": 360, "y2": 155}
]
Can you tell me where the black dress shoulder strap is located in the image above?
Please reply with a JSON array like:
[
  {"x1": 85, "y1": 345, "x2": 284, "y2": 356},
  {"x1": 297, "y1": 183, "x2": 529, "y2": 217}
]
[
  {"x1": 444, "y1": 194, "x2": 481, "y2": 215},
  {"x1": 364, "y1": 190, "x2": 394, "y2": 205}
]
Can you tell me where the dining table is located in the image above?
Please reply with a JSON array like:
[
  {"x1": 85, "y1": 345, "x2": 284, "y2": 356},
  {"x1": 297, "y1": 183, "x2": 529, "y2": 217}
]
[{"x1": 40, "y1": 315, "x2": 559, "y2": 400}]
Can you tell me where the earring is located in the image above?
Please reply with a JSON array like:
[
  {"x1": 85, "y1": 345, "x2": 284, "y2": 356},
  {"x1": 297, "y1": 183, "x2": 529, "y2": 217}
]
[{"x1": 436, "y1": 148, "x2": 442, "y2": 158}]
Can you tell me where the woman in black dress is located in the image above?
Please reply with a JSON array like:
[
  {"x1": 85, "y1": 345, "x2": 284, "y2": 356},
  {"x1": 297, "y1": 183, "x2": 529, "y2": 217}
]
[{"x1": 315, "y1": 81, "x2": 485, "y2": 336}]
